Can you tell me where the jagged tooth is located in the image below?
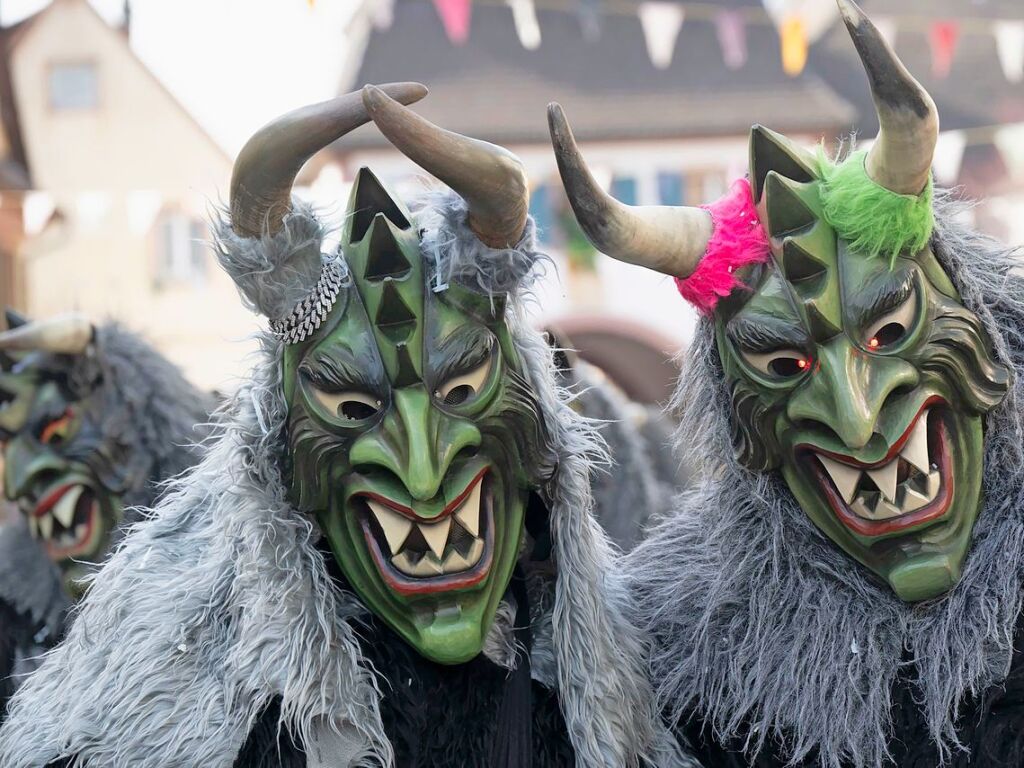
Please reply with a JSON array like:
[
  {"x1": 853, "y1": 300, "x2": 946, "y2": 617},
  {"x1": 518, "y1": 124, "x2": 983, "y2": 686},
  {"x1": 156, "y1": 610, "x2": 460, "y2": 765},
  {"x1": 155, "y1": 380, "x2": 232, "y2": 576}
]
[
  {"x1": 818, "y1": 455, "x2": 861, "y2": 504},
  {"x1": 901, "y1": 413, "x2": 930, "y2": 474},
  {"x1": 466, "y1": 537, "x2": 484, "y2": 566},
  {"x1": 39, "y1": 513, "x2": 53, "y2": 540},
  {"x1": 75, "y1": 523, "x2": 86, "y2": 541},
  {"x1": 927, "y1": 470, "x2": 941, "y2": 499},
  {"x1": 866, "y1": 460, "x2": 898, "y2": 504},
  {"x1": 874, "y1": 499, "x2": 905, "y2": 520},
  {"x1": 367, "y1": 500, "x2": 413, "y2": 555},
  {"x1": 902, "y1": 488, "x2": 930, "y2": 513},
  {"x1": 28, "y1": 515, "x2": 39, "y2": 539},
  {"x1": 454, "y1": 481, "x2": 482, "y2": 537},
  {"x1": 419, "y1": 517, "x2": 451, "y2": 559},
  {"x1": 442, "y1": 550, "x2": 470, "y2": 574},
  {"x1": 850, "y1": 498, "x2": 875, "y2": 520},
  {"x1": 53, "y1": 487, "x2": 81, "y2": 528}
]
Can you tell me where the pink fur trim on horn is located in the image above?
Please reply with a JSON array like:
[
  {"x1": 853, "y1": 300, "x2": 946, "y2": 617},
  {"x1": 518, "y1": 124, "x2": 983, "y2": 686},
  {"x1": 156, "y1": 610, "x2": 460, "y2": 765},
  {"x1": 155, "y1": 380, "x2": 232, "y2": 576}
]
[{"x1": 675, "y1": 177, "x2": 770, "y2": 314}]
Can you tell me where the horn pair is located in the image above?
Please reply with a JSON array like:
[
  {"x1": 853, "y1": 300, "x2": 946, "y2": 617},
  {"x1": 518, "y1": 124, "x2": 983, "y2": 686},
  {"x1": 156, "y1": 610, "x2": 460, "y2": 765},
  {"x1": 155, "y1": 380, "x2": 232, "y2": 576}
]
[
  {"x1": 230, "y1": 84, "x2": 529, "y2": 249},
  {"x1": 0, "y1": 313, "x2": 93, "y2": 355},
  {"x1": 550, "y1": 0, "x2": 938, "y2": 279}
]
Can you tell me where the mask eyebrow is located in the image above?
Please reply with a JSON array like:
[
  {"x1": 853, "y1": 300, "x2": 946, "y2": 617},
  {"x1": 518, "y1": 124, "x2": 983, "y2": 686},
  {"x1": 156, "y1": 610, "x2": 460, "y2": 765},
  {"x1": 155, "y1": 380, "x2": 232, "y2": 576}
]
[
  {"x1": 851, "y1": 271, "x2": 915, "y2": 329},
  {"x1": 725, "y1": 313, "x2": 808, "y2": 353},
  {"x1": 434, "y1": 327, "x2": 494, "y2": 381},
  {"x1": 299, "y1": 351, "x2": 376, "y2": 393}
]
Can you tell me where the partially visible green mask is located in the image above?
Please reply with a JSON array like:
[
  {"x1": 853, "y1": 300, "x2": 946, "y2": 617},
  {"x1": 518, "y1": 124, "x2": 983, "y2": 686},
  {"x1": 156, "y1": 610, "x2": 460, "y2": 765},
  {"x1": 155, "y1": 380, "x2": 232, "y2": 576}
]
[
  {"x1": 284, "y1": 170, "x2": 549, "y2": 663},
  {"x1": 0, "y1": 355, "x2": 124, "y2": 598}
]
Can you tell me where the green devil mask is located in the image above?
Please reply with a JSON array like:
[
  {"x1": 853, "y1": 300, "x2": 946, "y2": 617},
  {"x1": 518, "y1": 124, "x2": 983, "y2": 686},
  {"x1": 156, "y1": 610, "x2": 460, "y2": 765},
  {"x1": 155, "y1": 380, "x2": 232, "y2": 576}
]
[
  {"x1": 549, "y1": 0, "x2": 1011, "y2": 602},
  {"x1": 0, "y1": 313, "x2": 123, "y2": 596},
  {"x1": 227, "y1": 84, "x2": 551, "y2": 663}
]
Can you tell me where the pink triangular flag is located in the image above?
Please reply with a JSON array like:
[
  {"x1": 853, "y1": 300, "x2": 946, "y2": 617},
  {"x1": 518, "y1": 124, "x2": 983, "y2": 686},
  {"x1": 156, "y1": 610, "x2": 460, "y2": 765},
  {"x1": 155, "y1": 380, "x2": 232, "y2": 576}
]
[
  {"x1": 929, "y1": 20, "x2": 960, "y2": 79},
  {"x1": 995, "y1": 21, "x2": 1024, "y2": 83},
  {"x1": 638, "y1": 2, "x2": 685, "y2": 70},
  {"x1": 433, "y1": 0, "x2": 472, "y2": 45},
  {"x1": 715, "y1": 10, "x2": 747, "y2": 70}
]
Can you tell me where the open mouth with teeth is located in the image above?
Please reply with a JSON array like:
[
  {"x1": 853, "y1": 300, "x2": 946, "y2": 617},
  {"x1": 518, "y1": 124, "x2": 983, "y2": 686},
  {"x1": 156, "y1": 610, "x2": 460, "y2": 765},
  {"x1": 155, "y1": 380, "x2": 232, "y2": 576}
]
[
  {"x1": 27, "y1": 483, "x2": 102, "y2": 561},
  {"x1": 358, "y1": 468, "x2": 493, "y2": 596},
  {"x1": 804, "y1": 402, "x2": 954, "y2": 537}
]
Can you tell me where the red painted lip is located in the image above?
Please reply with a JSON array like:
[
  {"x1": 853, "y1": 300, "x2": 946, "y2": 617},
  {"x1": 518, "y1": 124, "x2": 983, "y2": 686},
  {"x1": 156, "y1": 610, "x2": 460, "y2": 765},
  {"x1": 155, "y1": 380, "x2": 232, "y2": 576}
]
[
  {"x1": 356, "y1": 466, "x2": 489, "y2": 522},
  {"x1": 809, "y1": 406, "x2": 955, "y2": 537},
  {"x1": 358, "y1": 469, "x2": 495, "y2": 597},
  {"x1": 33, "y1": 483, "x2": 76, "y2": 518},
  {"x1": 799, "y1": 395, "x2": 944, "y2": 469}
]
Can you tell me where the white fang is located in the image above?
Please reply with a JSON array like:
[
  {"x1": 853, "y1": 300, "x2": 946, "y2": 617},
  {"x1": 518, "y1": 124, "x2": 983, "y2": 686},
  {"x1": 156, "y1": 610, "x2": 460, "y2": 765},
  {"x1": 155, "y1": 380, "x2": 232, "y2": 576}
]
[
  {"x1": 419, "y1": 517, "x2": 451, "y2": 559},
  {"x1": 454, "y1": 481, "x2": 482, "y2": 537},
  {"x1": 53, "y1": 487, "x2": 81, "y2": 528},
  {"x1": 901, "y1": 412, "x2": 930, "y2": 474},
  {"x1": 819, "y1": 455, "x2": 861, "y2": 504},
  {"x1": 367, "y1": 500, "x2": 413, "y2": 555},
  {"x1": 866, "y1": 461, "x2": 899, "y2": 504}
]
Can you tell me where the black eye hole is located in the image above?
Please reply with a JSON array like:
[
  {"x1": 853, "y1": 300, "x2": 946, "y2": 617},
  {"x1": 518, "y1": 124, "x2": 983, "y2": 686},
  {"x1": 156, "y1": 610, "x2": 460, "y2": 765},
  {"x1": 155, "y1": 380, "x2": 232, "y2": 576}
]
[
  {"x1": 311, "y1": 387, "x2": 382, "y2": 424},
  {"x1": 443, "y1": 385, "x2": 474, "y2": 407},
  {"x1": 767, "y1": 357, "x2": 807, "y2": 377},
  {"x1": 339, "y1": 399, "x2": 379, "y2": 421},
  {"x1": 867, "y1": 322, "x2": 906, "y2": 351}
]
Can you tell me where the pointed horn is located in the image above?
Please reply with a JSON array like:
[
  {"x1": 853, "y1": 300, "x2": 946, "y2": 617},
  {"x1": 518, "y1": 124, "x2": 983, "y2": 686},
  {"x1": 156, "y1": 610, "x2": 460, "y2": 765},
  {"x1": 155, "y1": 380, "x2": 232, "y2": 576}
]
[
  {"x1": 0, "y1": 314, "x2": 93, "y2": 355},
  {"x1": 361, "y1": 85, "x2": 529, "y2": 249},
  {"x1": 547, "y1": 103, "x2": 713, "y2": 278},
  {"x1": 230, "y1": 82, "x2": 428, "y2": 239},
  {"x1": 837, "y1": 0, "x2": 938, "y2": 195}
]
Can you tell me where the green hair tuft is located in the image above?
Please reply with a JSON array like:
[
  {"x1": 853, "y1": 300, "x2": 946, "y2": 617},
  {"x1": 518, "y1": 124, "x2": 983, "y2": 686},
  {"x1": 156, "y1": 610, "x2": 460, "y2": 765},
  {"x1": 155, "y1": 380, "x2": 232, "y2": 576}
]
[{"x1": 816, "y1": 149, "x2": 934, "y2": 268}]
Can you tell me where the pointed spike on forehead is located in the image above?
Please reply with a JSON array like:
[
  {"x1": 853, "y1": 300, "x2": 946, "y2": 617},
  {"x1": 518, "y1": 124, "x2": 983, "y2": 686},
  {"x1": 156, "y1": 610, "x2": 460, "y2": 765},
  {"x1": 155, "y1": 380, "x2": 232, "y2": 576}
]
[
  {"x1": 763, "y1": 172, "x2": 820, "y2": 239},
  {"x1": 364, "y1": 214, "x2": 413, "y2": 281},
  {"x1": 345, "y1": 167, "x2": 412, "y2": 244},
  {"x1": 749, "y1": 125, "x2": 819, "y2": 204}
]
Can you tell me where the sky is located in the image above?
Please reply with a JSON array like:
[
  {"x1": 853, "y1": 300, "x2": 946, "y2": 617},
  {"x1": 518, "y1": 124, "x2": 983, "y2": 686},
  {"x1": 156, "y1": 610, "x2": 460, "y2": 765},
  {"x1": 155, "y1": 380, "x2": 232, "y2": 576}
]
[{"x1": 2, "y1": 0, "x2": 364, "y2": 153}]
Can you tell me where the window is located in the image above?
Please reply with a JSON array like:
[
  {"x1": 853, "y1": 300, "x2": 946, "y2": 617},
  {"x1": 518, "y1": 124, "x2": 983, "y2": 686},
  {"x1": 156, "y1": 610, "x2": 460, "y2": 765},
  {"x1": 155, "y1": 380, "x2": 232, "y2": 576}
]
[
  {"x1": 154, "y1": 213, "x2": 207, "y2": 288},
  {"x1": 657, "y1": 172, "x2": 686, "y2": 206},
  {"x1": 610, "y1": 175, "x2": 637, "y2": 205},
  {"x1": 48, "y1": 63, "x2": 99, "y2": 110}
]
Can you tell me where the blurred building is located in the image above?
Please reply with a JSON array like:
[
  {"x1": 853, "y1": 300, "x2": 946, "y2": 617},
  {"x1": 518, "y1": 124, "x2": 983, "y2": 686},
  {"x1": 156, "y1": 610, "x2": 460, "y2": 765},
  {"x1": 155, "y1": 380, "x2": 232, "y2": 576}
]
[
  {"x1": 0, "y1": 0, "x2": 250, "y2": 390},
  {"x1": 325, "y1": 0, "x2": 858, "y2": 403}
]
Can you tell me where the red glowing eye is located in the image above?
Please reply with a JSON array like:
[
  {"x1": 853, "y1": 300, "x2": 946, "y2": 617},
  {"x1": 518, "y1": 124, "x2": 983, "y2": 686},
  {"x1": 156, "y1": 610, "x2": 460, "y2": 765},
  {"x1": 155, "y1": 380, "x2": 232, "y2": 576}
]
[
  {"x1": 797, "y1": 358, "x2": 808, "y2": 370},
  {"x1": 868, "y1": 337, "x2": 880, "y2": 349},
  {"x1": 40, "y1": 410, "x2": 74, "y2": 445}
]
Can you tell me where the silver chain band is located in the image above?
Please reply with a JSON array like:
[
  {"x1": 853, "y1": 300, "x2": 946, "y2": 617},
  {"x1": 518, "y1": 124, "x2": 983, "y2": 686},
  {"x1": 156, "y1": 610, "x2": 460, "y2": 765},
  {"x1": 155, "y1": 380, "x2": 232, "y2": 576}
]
[{"x1": 268, "y1": 260, "x2": 346, "y2": 345}]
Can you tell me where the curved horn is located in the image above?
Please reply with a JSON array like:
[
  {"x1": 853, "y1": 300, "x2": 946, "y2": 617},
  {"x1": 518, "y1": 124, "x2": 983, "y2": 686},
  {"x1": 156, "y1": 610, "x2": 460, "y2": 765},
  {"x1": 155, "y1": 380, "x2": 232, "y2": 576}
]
[
  {"x1": 547, "y1": 103, "x2": 713, "y2": 278},
  {"x1": 361, "y1": 84, "x2": 529, "y2": 249},
  {"x1": 837, "y1": 0, "x2": 938, "y2": 195},
  {"x1": 230, "y1": 82, "x2": 429, "y2": 238},
  {"x1": 0, "y1": 313, "x2": 93, "y2": 355}
]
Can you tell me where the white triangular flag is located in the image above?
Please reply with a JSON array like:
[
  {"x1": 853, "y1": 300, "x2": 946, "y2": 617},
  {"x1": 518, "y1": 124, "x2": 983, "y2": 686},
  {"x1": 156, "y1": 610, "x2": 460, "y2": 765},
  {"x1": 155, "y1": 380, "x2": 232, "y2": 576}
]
[
  {"x1": 995, "y1": 21, "x2": 1024, "y2": 83},
  {"x1": 372, "y1": 0, "x2": 394, "y2": 31},
  {"x1": 508, "y1": 0, "x2": 541, "y2": 50},
  {"x1": 23, "y1": 191, "x2": 56, "y2": 236},
  {"x1": 933, "y1": 130, "x2": 967, "y2": 186},
  {"x1": 994, "y1": 123, "x2": 1024, "y2": 181},
  {"x1": 639, "y1": 2, "x2": 684, "y2": 70}
]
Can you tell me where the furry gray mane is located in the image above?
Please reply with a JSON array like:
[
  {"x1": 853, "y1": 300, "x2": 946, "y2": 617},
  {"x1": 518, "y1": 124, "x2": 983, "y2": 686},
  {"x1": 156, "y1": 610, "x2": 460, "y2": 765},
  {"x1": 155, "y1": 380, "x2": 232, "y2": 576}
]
[
  {"x1": 627, "y1": 196, "x2": 1024, "y2": 768},
  {"x1": 0, "y1": 188, "x2": 688, "y2": 767}
]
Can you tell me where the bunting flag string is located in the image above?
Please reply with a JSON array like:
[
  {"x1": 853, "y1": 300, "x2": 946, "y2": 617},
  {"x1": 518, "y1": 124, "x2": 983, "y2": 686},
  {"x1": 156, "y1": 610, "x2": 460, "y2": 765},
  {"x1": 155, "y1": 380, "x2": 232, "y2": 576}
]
[
  {"x1": 714, "y1": 10, "x2": 747, "y2": 70},
  {"x1": 508, "y1": 0, "x2": 541, "y2": 50},
  {"x1": 929, "y1": 20, "x2": 960, "y2": 79},
  {"x1": 995, "y1": 21, "x2": 1024, "y2": 83},
  {"x1": 639, "y1": 2, "x2": 685, "y2": 70},
  {"x1": 433, "y1": 0, "x2": 473, "y2": 45}
]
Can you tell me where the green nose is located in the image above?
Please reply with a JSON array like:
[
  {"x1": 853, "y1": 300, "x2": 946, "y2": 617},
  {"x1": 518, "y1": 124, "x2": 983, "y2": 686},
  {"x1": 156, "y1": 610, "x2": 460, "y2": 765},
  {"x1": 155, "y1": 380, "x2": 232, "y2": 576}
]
[
  {"x1": 349, "y1": 387, "x2": 482, "y2": 507},
  {"x1": 786, "y1": 337, "x2": 919, "y2": 449},
  {"x1": 4, "y1": 436, "x2": 64, "y2": 501}
]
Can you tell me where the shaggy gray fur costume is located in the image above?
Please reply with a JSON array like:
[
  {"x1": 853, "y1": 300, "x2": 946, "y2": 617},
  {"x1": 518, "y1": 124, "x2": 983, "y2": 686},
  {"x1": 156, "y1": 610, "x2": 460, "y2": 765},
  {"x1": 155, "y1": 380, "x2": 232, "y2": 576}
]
[
  {"x1": 627, "y1": 200, "x2": 1024, "y2": 767},
  {"x1": 0, "y1": 192, "x2": 692, "y2": 767}
]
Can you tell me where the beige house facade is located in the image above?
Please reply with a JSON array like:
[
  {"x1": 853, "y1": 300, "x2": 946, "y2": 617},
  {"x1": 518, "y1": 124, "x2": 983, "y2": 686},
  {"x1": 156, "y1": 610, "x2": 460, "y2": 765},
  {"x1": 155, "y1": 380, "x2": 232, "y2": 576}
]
[{"x1": 4, "y1": 0, "x2": 257, "y2": 390}]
